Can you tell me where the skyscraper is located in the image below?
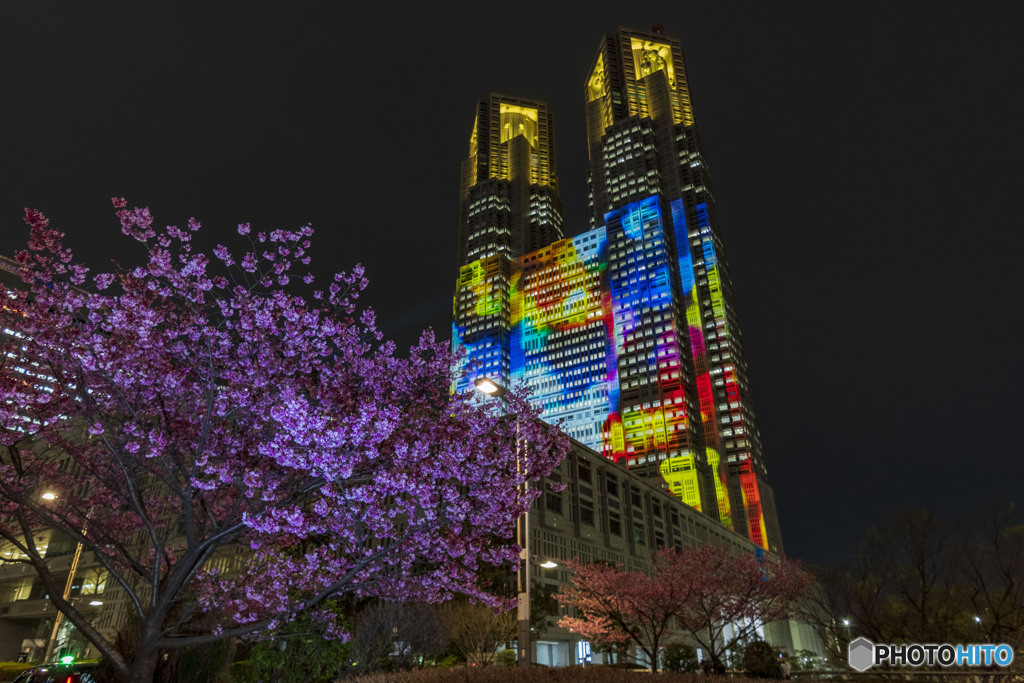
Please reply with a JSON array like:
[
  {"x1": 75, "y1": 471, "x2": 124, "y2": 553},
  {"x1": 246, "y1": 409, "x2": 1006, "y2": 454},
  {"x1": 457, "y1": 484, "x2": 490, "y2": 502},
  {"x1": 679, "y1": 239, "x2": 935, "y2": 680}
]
[
  {"x1": 453, "y1": 30, "x2": 782, "y2": 552},
  {"x1": 584, "y1": 28, "x2": 781, "y2": 552},
  {"x1": 454, "y1": 95, "x2": 563, "y2": 392}
]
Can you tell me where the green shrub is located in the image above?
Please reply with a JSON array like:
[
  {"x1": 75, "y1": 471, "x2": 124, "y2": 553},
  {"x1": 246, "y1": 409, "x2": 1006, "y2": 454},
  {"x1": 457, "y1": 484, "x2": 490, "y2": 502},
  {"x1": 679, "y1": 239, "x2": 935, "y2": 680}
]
[
  {"x1": 227, "y1": 659, "x2": 252, "y2": 683},
  {"x1": 663, "y1": 642, "x2": 699, "y2": 673},
  {"x1": 496, "y1": 649, "x2": 517, "y2": 667},
  {"x1": 743, "y1": 640, "x2": 784, "y2": 679},
  {"x1": 435, "y1": 654, "x2": 461, "y2": 668},
  {"x1": 249, "y1": 601, "x2": 349, "y2": 683}
]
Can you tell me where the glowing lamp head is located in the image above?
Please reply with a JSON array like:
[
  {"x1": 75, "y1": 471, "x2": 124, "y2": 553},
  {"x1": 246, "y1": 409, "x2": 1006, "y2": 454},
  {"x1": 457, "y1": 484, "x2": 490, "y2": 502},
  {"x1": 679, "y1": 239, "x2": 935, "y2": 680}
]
[
  {"x1": 89, "y1": 600, "x2": 103, "y2": 606},
  {"x1": 41, "y1": 492, "x2": 56, "y2": 501},
  {"x1": 474, "y1": 378, "x2": 500, "y2": 394},
  {"x1": 474, "y1": 377, "x2": 508, "y2": 398},
  {"x1": 59, "y1": 655, "x2": 74, "y2": 665},
  {"x1": 539, "y1": 561, "x2": 558, "y2": 569}
]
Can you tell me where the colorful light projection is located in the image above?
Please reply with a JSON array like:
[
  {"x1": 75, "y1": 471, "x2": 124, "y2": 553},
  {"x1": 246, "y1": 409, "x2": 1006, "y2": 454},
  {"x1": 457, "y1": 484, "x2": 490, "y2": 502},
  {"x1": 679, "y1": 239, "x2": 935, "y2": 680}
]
[
  {"x1": 510, "y1": 229, "x2": 616, "y2": 450},
  {"x1": 451, "y1": 254, "x2": 510, "y2": 394},
  {"x1": 670, "y1": 199, "x2": 732, "y2": 528},
  {"x1": 739, "y1": 461, "x2": 768, "y2": 549},
  {"x1": 691, "y1": 200, "x2": 765, "y2": 546},
  {"x1": 600, "y1": 196, "x2": 708, "y2": 507}
]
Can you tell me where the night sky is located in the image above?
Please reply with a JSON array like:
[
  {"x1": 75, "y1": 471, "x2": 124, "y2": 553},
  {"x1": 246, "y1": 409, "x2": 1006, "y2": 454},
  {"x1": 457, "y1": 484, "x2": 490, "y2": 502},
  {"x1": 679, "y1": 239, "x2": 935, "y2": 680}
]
[{"x1": 3, "y1": 2, "x2": 1022, "y2": 567}]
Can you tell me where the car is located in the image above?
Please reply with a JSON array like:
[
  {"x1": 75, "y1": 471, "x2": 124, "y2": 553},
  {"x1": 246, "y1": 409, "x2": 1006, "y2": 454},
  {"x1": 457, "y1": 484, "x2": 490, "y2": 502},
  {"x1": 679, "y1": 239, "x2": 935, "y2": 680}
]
[{"x1": 11, "y1": 662, "x2": 100, "y2": 683}]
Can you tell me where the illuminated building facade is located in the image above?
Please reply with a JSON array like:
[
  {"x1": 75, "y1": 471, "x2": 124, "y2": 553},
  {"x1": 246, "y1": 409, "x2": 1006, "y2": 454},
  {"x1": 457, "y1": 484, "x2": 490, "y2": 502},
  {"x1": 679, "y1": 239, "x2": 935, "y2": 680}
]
[
  {"x1": 510, "y1": 228, "x2": 617, "y2": 449},
  {"x1": 454, "y1": 29, "x2": 783, "y2": 552},
  {"x1": 584, "y1": 28, "x2": 781, "y2": 552},
  {"x1": 454, "y1": 95, "x2": 563, "y2": 392}
]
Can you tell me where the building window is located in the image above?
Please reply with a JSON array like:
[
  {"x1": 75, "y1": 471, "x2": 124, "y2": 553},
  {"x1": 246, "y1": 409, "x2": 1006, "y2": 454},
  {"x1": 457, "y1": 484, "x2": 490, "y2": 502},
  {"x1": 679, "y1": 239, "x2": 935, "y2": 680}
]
[{"x1": 580, "y1": 501, "x2": 595, "y2": 526}]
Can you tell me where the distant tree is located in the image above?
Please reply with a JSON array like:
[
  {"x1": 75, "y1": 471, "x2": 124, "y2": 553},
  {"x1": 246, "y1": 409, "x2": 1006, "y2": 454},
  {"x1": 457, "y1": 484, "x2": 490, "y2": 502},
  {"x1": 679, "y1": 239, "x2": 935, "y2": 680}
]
[
  {"x1": 790, "y1": 566, "x2": 852, "y2": 664},
  {"x1": 961, "y1": 501, "x2": 1024, "y2": 655},
  {"x1": 349, "y1": 600, "x2": 448, "y2": 673},
  {"x1": 885, "y1": 509, "x2": 962, "y2": 642},
  {"x1": 436, "y1": 598, "x2": 516, "y2": 666},
  {"x1": 806, "y1": 503, "x2": 1024, "y2": 670},
  {"x1": 556, "y1": 549, "x2": 703, "y2": 672},
  {"x1": 530, "y1": 580, "x2": 560, "y2": 637},
  {"x1": 0, "y1": 202, "x2": 568, "y2": 683},
  {"x1": 670, "y1": 546, "x2": 811, "y2": 674}
]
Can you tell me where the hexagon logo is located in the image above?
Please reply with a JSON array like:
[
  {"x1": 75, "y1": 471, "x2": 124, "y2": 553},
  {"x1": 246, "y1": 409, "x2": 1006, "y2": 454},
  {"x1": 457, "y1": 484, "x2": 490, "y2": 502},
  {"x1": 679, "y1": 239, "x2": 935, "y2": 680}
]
[{"x1": 848, "y1": 637, "x2": 875, "y2": 672}]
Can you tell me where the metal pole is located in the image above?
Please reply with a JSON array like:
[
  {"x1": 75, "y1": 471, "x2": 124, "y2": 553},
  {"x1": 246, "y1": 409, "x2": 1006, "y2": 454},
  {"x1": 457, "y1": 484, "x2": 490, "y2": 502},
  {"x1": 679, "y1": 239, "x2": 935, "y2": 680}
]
[
  {"x1": 473, "y1": 379, "x2": 531, "y2": 667},
  {"x1": 516, "y1": 418, "x2": 531, "y2": 667},
  {"x1": 43, "y1": 539, "x2": 83, "y2": 663}
]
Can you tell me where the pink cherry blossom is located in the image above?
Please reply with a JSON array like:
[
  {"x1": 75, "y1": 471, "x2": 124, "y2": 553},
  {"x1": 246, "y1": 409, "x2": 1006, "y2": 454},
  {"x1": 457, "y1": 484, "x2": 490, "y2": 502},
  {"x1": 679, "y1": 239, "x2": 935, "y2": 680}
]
[
  {"x1": 557, "y1": 545, "x2": 810, "y2": 673},
  {"x1": 0, "y1": 202, "x2": 569, "y2": 683}
]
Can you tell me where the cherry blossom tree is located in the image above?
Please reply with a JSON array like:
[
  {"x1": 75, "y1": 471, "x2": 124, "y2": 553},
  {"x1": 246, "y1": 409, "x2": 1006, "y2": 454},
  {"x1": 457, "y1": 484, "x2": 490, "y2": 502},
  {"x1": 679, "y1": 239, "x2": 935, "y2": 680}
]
[
  {"x1": 557, "y1": 549, "x2": 699, "y2": 672},
  {"x1": 672, "y1": 545, "x2": 811, "y2": 674},
  {"x1": 557, "y1": 546, "x2": 810, "y2": 673},
  {"x1": 0, "y1": 201, "x2": 568, "y2": 683}
]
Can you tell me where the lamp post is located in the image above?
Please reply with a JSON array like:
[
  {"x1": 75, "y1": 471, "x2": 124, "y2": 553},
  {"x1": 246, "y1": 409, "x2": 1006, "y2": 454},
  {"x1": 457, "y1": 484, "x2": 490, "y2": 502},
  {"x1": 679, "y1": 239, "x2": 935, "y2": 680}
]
[
  {"x1": 40, "y1": 491, "x2": 86, "y2": 663},
  {"x1": 473, "y1": 377, "x2": 531, "y2": 668},
  {"x1": 39, "y1": 492, "x2": 86, "y2": 663}
]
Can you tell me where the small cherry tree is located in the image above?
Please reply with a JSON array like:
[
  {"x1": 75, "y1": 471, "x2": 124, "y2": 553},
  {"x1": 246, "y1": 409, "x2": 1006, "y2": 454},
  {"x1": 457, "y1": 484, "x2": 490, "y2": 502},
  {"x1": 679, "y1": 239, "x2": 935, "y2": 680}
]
[
  {"x1": 673, "y1": 545, "x2": 811, "y2": 673},
  {"x1": 557, "y1": 546, "x2": 810, "y2": 673},
  {"x1": 557, "y1": 549, "x2": 699, "y2": 671},
  {"x1": 0, "y1": 201, "x2": 568, "y2": 683}
]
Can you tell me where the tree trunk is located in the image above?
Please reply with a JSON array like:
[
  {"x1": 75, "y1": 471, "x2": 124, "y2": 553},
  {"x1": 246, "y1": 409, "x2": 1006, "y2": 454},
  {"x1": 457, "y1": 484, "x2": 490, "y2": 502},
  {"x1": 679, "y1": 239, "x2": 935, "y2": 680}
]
[
  {"x1": 216, "y1": 638, "x2": 239, "y2": 681},
  {"x1": 126, "y1": 647, "x2": 161, "y2": 683},
  {"x1": 648, "y1": 643, "x2": 660, "y2": 673}
]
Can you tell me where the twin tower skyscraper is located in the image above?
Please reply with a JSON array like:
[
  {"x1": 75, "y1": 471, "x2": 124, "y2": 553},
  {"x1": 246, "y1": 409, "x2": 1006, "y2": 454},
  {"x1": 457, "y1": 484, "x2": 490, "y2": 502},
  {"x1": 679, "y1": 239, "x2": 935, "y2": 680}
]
[{"x1": 453, "y1": 28, "x2": 783, "y2": 552}]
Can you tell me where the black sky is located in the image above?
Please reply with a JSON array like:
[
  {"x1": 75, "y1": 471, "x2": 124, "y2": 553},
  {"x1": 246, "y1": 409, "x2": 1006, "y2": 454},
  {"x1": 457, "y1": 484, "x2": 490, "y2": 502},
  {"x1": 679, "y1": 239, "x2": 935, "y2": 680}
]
[{"x1": 3, "y1": 1, "x2": 1022, "y2": 567}]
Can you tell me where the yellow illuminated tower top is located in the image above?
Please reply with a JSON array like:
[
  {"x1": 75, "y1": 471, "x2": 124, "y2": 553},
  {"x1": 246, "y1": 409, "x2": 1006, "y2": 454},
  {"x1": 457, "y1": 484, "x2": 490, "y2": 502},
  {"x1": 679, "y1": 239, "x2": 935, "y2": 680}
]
[
  {"x1": 462, "y1": 95, "x2": 558, "y2": 196},
  {"x1": 457, "y1": 94, "x2": 562, "y2": 268},
  {"x1": 585, "y1": 28, "x2": 694, "y2": 158},
  {"x1": 453, "y1": 94, "x2": 563, "y2": 396}
]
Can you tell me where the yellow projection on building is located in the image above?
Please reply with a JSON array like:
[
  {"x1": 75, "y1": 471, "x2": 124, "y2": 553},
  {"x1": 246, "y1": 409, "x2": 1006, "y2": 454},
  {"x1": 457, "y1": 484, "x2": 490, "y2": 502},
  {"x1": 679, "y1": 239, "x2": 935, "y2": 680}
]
[
  {"x1": 587, "y1": 53, "x2": 608, "y2": 102},
  {"x1": 630, "y1": 37, "x2": 676, "y2": 89},
  {"x1": 499, "y1": 103, "x2": 539, "y2": 149}
]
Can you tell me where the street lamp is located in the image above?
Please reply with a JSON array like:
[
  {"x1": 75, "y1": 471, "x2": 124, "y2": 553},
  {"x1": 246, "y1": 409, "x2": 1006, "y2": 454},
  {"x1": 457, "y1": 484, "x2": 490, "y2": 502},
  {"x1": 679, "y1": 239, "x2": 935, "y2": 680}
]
[
  {"x1": 473, "y1": 377, "x2": 532, "y2": 667},
  {"x1": 473, "y1": 378, "x2": 502, "y2": 396}
]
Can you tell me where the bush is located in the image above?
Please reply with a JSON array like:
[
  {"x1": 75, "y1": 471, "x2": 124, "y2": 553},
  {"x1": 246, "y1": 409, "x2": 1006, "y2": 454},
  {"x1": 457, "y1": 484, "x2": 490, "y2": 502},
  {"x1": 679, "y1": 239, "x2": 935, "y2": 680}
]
[
  {"x1": 663, "y1": 643, "x2": 699, "y2": 673},
  {"x1": 249, "y1": 600, "x2": 349, "y2": 683},
  {"x1": 435, "y1": 654, "x2": 461, "y2": 668},
  {"x1": 743, "y1": 640, "x2": 784, "y2": 679},
  {"x1": 496, "y1": 649, "x2": 517, "y2": 667}
]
